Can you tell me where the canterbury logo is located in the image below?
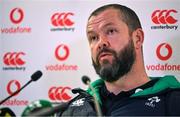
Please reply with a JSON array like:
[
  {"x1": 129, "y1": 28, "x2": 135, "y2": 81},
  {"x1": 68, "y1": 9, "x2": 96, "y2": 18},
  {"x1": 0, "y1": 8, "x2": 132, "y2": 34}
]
[
  {"x1": 48, "y1": 86, "x2": 72, "y2": 102},
  {"x1": 3, "y1": 52, "x2": 26, "y2": 66},
  {"x1": 71, "y1": 98, "x2": 85, "y2": 107},
  {"x1": 151, "y1": 9, "x2": 177, "y2": 24},
  {"x1": 51, "y1": 12, "x2": 74, "y2": 27}
]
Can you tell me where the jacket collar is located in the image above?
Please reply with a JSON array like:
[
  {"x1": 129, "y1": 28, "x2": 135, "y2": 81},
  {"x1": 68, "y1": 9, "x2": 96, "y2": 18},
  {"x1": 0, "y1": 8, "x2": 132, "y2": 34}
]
[{"x1": 86, "y1": 75, "x2": 180, "y2": 104}]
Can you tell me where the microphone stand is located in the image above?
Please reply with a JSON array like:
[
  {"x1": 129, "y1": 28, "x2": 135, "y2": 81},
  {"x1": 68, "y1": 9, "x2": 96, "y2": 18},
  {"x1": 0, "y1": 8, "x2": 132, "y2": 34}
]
[
  {"x1": 0, "y1": 70, "x2": 42, "y2": 105},
  {"x1": 86, "y1": 80, "x2": 102, "y2": 116},
  {"x1": 0, "y1": 80, "x2": 32, "y2": 105}
]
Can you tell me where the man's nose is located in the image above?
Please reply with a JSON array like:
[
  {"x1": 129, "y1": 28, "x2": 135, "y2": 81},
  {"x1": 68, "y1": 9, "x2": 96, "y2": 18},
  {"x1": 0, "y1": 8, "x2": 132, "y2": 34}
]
[{"x1": 98, "y1": 36, "x2": 110, "y2": 50}]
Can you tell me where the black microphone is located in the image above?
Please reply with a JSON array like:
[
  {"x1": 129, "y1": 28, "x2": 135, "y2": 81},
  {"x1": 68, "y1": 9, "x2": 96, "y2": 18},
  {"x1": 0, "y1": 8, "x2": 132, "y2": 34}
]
[
  {"x1": 0, "y1": 107, "x2": 16, "y2": 117},
  {"x1": 82, "y1": 75, "x2": 102, "y2": 116},
  {"x1": 0, "y1": 70, "x2": 43, "y2": 105},
  {"x1": 31, "y1": 70, "x2": 43, "y2": 81},
  {"x1": 82, "y1": 75, "x2": 91, "y2": 85}
]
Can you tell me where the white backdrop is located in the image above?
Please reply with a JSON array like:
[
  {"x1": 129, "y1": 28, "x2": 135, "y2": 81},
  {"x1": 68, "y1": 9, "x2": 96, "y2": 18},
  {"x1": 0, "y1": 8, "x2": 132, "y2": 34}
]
[{"x1": 0, "y1": 0, "x2": 180, "y2": 116}]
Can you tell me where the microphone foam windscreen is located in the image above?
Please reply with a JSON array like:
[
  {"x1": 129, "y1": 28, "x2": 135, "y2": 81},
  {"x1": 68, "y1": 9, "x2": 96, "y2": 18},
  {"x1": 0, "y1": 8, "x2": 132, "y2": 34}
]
[
  {"x1": 82, "y1": 75, "x2": 91, "y2": 85},
  {"x1": 31, "y1": 70, "x2": 43, "y2": 81}
]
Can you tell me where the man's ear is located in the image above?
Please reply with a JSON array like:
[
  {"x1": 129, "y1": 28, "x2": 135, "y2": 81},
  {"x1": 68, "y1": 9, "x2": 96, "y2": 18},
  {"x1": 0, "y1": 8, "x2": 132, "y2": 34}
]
[{"x1": 132, "y1": 28, "x2": 144, "y2": 49}]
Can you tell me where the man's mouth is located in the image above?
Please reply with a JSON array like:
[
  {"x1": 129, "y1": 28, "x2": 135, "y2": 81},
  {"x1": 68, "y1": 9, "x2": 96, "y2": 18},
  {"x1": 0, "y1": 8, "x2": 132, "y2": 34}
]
[{"x1": 98, "y1": 52, "x2": 112, "y2": 62}]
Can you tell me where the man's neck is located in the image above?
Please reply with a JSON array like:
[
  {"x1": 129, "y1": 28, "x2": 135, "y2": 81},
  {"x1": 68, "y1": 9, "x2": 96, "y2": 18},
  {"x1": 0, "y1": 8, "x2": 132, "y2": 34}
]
[{"x1": 104, "y1": 71, "x2": 150, "y2": 95}]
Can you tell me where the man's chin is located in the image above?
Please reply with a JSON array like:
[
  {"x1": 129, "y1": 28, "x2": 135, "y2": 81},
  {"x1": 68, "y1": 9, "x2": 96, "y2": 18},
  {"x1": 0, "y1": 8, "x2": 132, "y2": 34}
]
[
  {"x1": 100, "y1": 63, "x2": 112, "y2": 70},
  {"x1": 99, "y1": 64, "x2": 112, "y2": 76},
  {"x1": 99, "y1": 59, "x2": 112, "y2": 65}
]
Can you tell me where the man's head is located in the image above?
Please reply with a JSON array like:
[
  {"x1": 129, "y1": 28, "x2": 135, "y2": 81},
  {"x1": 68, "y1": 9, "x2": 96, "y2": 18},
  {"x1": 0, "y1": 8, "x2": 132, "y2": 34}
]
[
  {"x1": 88, "y1": 4, "x2": 142, "y2": 36},
  {"x1": 86, "y1": 4, "x2": 144, "y2": 82}
]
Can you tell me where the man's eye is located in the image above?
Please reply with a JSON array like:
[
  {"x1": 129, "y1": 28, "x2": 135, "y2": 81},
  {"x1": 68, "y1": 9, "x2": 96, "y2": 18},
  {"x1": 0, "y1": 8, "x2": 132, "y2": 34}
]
[
  {"x1": 107, "y1": 29, "x2": 117, "y2": 35},
  {"x1": 89, "y1": 36, "x2": 98, "y2": 42}
]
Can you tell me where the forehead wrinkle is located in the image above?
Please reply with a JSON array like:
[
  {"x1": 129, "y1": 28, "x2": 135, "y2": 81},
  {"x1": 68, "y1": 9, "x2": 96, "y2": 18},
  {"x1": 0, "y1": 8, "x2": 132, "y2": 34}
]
[
  {"x1": 87, "y1": 17, "x2": 116, "y2": 34},
  {"x1": 88, "y1": 8, "x2": 122, "y2": 25},
  {"x1": 87, "y1": 17, "x2": 104, "y2": 30},
  {"x1": 87, "y1": 9, "x2": 123, "y2": 34}
]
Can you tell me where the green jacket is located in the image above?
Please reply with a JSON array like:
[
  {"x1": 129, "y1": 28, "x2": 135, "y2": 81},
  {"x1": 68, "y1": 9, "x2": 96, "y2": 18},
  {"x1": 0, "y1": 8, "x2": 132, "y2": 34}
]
[
  {"x1": 87, "y1": 75, "x2": 180, "y2": 105},
  {"x1": 57, "y1": 75, "x2": 180, "y2": 116}
]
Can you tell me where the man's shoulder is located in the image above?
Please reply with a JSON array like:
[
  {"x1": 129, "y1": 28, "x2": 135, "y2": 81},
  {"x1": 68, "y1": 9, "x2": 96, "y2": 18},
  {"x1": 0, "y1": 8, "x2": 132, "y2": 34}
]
[
  {"x1": 153, "y1": 75, "x2": 180, "y2": 89},
  {"x1": 57, "y1": 88, "x2": 97, "y2": 116},
  {"x1": 165, "y1": 88, "x2": 180, "y2": 116},
  {"x1": 132, "y1": 75, "x2": 180, "y2": 97}
]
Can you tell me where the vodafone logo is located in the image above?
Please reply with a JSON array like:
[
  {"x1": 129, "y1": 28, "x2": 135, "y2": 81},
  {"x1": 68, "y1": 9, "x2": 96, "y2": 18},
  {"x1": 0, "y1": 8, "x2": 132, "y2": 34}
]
[
  {"x1": 55, "y1": 44, "x2": 69, "y2": 61},
  {"x1": 152, "y1": 9, "x2": 177, "y2": 24},
  {"x1": 146, "y1": 43, "x2": 178, "y2": 71},
  {"x1": 3, "y1": 80, "x2": 29, "y2": 106},
  {"x1": 7, "y1": 80, "x2": 21, "y2": 96},
  {"x1": 1, "y1": 7, "x2": 31, "y2": 34},
  {"x1": 51, "y1": 12, "x2": 74, "y2": 27},
  {"x1": 45, "y1": 44, "x2": 78, "y2": 71},
  {"x1": 10, "y1": 8, "x2": 24, "y2": 24},
  {"x1": 48, "y1": 86, "x2": 72, "y2": 102},
  {"x1": 3, "y1": 52, "x2": 26, "y2": 66},
  {"x1": 156, "y1": 43, "x2": 172, "y2": 61}
]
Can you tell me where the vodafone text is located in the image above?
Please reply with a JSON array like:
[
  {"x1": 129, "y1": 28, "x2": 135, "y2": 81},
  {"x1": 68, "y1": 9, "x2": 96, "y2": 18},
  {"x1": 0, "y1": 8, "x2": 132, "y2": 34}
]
[
  {"x1": 146, "y1": 63, "x2": 180, "y2": 71},
  {"x1": 1, "y1": 27, "x2": 31, "y2": 34},
  {"x1": 1, "y1": 98, "x2": 29, "y2": 106},
  {"x1": 46, "y1": 64, "x2": 78, "y2": 71}
]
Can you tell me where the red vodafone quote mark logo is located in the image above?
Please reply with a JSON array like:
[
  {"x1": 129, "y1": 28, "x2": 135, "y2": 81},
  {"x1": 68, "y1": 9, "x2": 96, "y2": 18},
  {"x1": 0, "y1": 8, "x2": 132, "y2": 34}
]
[
  {"x1": 7, "y1": 80, "x2": 21, "y2": 96},
  {"x1": 3, "y1": 52, "x2": 26, "y2": 66},
  {"x1": 55, "y1": 44, "x2": 69, "y2": 61},
  {"x1": 51, "y1": 12, "x2": 74, "y2": 27},
  {"x1": 48, "y1": 86, "x2": 72, "y2": 101},
  {"x1": 156, "y1": 43, "x2": 172, "y2": 61},
  {"x1": 10, "y1": 8, "x2": 24, "y2": 24},
  {"x1": 152, "y1": 9, "x2": 177, "y2": 24}
]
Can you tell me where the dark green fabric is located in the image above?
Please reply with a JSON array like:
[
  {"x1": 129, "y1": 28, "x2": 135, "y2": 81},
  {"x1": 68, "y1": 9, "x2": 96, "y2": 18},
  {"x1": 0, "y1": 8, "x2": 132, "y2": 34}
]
[
  {"x1": 86, "y1": 79, "x2": 104, "y2": 105},
  {"x1": 132, "y1": 75, "x2": 180, "y2": 97},
  {"x1": 86, "y1": 75, "x2": 180, "y2": 104}
]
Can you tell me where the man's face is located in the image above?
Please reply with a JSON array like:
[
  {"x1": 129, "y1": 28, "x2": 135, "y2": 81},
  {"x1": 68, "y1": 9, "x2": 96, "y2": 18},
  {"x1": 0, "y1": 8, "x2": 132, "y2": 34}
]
[{"x1": 87, "y1": 9, "x2": 136, "y2": 82}]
